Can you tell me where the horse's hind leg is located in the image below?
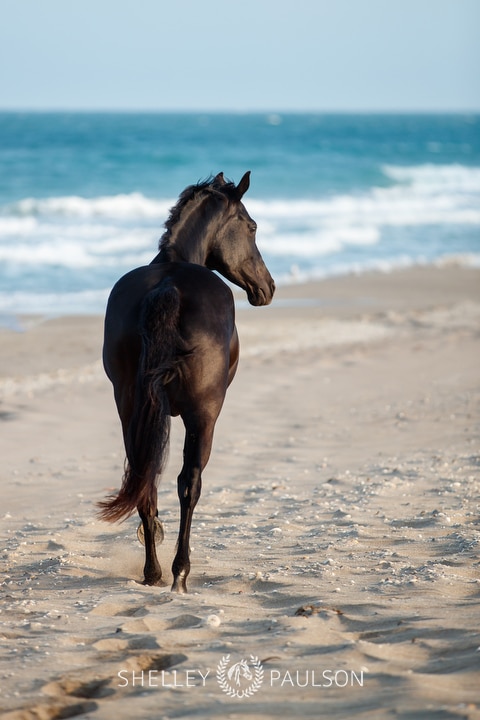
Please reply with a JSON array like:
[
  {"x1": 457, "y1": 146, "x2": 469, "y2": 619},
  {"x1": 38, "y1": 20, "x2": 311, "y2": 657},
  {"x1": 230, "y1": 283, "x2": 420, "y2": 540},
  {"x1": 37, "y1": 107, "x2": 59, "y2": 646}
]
[
  {"x1": 171, "y1": 415, "x2": 215, "y2": 593},
  {"x1": 115, "y1": 387, "x2": 164, "y2": 586},
  {"x1": 138, "y1": 494, "x2": 164, "y2": 586}
]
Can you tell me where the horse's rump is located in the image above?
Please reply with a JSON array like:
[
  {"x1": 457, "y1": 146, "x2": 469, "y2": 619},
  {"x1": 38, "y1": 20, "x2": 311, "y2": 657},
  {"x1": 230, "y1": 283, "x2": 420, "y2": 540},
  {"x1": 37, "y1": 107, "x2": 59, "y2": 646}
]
[{"x1": 98, "y1": 277, "x2": 188, "y2": 522}]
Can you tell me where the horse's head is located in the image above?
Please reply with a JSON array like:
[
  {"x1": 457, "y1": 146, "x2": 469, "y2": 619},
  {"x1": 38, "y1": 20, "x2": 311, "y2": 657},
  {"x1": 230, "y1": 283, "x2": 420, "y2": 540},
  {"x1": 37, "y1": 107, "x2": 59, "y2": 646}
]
[
  {"x1": 238, "y1": 659, "x2": 253, "y2": 680},
  {"x1": 206, "y1": 172, "x2": 275, "y2": 307},
  {"x1": 158, "y1": 172, "x2": 275, "y2": 306},
  {"x1": 227, "y1": 658, "x2": 253, "y2": 685}
]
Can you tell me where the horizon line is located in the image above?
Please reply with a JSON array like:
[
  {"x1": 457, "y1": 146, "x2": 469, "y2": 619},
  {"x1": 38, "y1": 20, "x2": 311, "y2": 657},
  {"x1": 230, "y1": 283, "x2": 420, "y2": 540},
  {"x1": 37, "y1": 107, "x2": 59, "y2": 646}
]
[{"x1": 1, "y1": 107, "x2": 479, "y2": 116}]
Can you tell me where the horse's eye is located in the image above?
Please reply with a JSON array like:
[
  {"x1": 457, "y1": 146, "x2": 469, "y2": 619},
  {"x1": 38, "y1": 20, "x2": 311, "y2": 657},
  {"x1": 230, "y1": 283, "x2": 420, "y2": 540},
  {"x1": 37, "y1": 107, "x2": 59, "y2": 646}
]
[{"x1": 237, "y1": 211, "x2": 256, "y2": 234}]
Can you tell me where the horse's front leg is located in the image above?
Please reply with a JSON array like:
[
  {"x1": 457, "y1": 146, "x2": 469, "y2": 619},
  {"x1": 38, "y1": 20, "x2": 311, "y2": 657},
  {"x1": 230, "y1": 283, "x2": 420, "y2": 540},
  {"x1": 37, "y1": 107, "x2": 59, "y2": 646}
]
[{"x1": 171, "y1": 417, "x2": 214, "y2": 593}]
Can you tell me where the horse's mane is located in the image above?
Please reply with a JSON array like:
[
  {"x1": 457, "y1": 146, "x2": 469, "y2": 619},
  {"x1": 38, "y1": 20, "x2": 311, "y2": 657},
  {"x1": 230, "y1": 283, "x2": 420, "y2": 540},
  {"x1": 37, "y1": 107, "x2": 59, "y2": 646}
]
[{"x1": 159, "y1": 175, "x2": 239, "y2": 250}]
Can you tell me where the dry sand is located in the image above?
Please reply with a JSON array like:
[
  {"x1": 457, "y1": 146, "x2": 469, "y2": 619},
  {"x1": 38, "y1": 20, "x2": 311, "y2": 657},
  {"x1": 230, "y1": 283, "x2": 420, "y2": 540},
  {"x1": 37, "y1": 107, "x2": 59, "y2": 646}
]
[{"x1": 0, "y1": 265, "x2": 479, "y2": 719}]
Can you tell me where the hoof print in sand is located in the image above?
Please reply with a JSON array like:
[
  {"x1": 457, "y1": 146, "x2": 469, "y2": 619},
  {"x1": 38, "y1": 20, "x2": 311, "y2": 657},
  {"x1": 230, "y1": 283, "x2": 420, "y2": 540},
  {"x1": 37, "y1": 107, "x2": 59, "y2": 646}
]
[
  {"x1": 43, "y1": 676, "x2": 114, "y2": 700},
  {"x1": 1, "y1": 701, "x2": 98, "y2": 720},
  {"x1": 42, "y1": 652, "x2": 187, "y2": 702},
  {"x1": 124, "y1": 651, "x2": 188, "y2": 673},
  {"x1": 295, "y1": 604, "x2": 344, "y2": 617}
]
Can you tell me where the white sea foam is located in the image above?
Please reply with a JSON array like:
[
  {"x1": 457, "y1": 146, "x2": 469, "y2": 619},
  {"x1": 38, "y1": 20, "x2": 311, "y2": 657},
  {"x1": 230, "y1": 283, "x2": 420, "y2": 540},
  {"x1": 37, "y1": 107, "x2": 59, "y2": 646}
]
[
  {"x1": 252, "y1": 164, "x2": 480, "y2": 242},
  {"x1": 8, "y1": 193, "x2": 173, "y2": 220},
  {"x1": 0, "y1": 216, "x2": 39, "y2": 235},
  {"x1": 0, "y1": 231, "x2": 155, "y2": 268},
  {"x1": 0, "y1": 164, "x2": 479, "y2": 313},
  {"x1": 382, "y1": 163, "x2": 480, "y2": 193},
  {"x1": 0, "y1": 288, "x2": 110, "y2": 315}
]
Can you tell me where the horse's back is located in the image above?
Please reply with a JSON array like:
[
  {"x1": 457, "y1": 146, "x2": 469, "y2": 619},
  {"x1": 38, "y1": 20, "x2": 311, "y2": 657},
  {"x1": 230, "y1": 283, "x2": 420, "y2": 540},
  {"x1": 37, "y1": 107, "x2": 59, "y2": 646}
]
[
  {"x1": 103, "y1": 262, "x2": 236, "y2": 388},
  {"x1": 105, "y1": 262, "x2": 234, "y2": 335}
]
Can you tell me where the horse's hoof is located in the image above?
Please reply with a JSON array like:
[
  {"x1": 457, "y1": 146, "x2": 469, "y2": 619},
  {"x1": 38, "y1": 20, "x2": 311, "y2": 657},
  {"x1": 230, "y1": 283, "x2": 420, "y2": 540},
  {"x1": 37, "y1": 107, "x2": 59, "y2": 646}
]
[
  {"x1": 171, "y1": 575, "x2": 188, "y2": 593},
  {"x1": 142, "y1": 575, "x2": 167, "y2": 587},
  {"x1": 137, "y1": 517, "x2": 164, "y2": 546}
]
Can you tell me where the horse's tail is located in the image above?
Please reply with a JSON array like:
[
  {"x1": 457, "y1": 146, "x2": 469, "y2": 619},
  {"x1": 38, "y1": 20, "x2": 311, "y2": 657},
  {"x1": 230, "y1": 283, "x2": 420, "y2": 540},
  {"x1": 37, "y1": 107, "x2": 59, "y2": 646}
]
[{"x1": 98, "y1": 279, "x2": 186, "y2": 523}]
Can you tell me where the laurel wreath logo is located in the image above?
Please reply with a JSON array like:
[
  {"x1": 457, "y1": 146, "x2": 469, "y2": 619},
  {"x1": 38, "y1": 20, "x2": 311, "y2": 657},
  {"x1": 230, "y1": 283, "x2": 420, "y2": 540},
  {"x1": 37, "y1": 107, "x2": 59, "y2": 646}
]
[{"x1": 216, "y1": 654, "x2": 264, "y2": 699}]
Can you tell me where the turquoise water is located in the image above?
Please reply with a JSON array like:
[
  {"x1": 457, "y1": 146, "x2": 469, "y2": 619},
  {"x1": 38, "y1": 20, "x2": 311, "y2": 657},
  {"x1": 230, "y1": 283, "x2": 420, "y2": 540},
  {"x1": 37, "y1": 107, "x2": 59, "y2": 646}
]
[{"x1": 0, "y1": 112, "x2": 479, "y2": 314}]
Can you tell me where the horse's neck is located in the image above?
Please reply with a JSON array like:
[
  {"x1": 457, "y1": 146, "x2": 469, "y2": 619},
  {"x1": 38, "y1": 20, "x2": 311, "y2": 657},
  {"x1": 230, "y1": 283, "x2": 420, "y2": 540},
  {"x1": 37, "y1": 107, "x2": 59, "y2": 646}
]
[
  {"x1": 172, "y1": 235, "x2": 207, "y2": 264},
  {"x1": 152, "y1": 196, "x2": 216, "y2": 266},
  {"x1": 152, "y1": 236, "x2": 209, "y2": 266}
]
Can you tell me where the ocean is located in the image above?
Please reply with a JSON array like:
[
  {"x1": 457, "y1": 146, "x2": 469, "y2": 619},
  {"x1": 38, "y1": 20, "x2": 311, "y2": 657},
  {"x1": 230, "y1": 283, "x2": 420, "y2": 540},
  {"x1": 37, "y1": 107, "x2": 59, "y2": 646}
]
[{"x1": 0, "y1": 112, "x2": 479, "y2": 317}]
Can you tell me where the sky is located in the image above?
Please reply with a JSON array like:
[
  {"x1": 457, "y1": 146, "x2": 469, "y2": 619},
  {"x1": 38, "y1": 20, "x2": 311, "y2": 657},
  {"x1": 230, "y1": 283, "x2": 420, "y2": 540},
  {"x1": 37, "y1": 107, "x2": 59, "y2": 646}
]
[{"x1": 0, "y1": 0, "x2": 479, "y2": 112}]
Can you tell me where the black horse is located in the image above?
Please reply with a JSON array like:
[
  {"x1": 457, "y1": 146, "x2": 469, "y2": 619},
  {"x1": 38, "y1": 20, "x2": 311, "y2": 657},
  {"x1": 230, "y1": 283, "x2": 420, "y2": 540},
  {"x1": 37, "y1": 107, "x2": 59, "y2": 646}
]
[{"x1": 99, "y1": 172, "x2": 275, "y2": 592}]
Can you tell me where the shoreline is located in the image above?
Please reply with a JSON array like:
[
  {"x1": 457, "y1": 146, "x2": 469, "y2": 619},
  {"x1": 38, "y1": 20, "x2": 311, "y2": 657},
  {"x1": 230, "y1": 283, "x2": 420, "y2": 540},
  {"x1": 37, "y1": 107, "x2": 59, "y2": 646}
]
[
  {"x1": 1, "y1": 255, "x2": 480, "y2": 327},
  {"x1": 1, "y1": 263, "x2": 479, "y2": 718},
  {"x1": 1, "y1": 264, "x2": 479, "y2": 385}
]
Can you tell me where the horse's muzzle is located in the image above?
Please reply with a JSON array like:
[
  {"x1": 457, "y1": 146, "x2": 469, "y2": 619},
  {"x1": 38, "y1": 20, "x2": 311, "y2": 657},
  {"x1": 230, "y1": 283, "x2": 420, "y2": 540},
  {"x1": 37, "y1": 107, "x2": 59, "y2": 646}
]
[{"x1": 248, "y1": 277, "x2": 275, "y2": 306}]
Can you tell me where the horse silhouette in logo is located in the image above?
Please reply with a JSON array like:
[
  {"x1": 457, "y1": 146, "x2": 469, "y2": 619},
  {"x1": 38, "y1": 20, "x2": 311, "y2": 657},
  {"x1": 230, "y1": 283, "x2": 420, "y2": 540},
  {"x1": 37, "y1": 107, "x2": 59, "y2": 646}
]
[{"x1": 227, "y1": 659, "x2": 253, "y2": 686}]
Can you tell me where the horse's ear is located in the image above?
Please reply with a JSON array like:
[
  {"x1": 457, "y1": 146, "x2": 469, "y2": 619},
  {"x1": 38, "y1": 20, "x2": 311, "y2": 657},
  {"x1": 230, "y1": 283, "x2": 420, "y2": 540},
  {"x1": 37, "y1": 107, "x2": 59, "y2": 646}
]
[
  {"x1": 214, "y1": 172, "x2": 225, "y2": 185},
  {"x1": 236, "y1": 171, "x2": 251, "y2": 199}
]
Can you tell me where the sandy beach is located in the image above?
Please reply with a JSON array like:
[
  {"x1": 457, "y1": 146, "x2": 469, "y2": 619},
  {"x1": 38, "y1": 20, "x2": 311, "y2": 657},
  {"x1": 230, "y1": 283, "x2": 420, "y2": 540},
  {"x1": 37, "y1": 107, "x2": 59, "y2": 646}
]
[{"x1": 1, "y1": 264, "x2": 479, "y2": 719}]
